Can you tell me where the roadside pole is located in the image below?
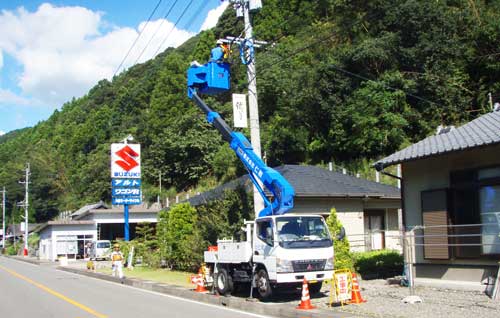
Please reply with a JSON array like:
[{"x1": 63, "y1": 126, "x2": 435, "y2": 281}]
[
  {"x1": 24, "y1": 164, "x2": 30, "y2": 256},
  {"x1": 1, "y1": 187, "x2": 5, "y2": 250},
  {"x1": 229, "y1": 0, "x2": 264, "y2": 214},
  {"x1": 402, "y1": 226, "x2": 423, "y2": 304},
  {"x1": 244, "y1": 1, "x2": 264, "y2": 214},
  {"x1": 18, "y1": 163, "x2": 30, "y2": 256}
]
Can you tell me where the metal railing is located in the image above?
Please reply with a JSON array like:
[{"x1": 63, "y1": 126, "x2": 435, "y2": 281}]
[
  {"x1": 404, "y1": 223, "x2": 500, "y2": 297},
  {"x1": 346, "y1": 229, "x2": 404, "y2": 252},
  {"x1": 344, "y1": 223, "x2": 500, "y2": 298}
]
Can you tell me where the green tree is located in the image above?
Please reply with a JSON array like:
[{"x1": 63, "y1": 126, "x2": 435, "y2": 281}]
[
  {"x1": 0, "y1": 0, "x2": 499, "y2": 224},
  {"x1": 326, "y1": 207, "x2": 353, "y2": 270},
  {"x1": 158, "y1": 203, "x2": 203, "y2": 271},
  {"x1": 196, "y1": 185, "x2": 254, "y2": 245}
]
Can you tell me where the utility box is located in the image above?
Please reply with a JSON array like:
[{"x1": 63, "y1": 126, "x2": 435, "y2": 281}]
[{"x1": 216, "y1": 240, "x2": 253, "y2": 263}]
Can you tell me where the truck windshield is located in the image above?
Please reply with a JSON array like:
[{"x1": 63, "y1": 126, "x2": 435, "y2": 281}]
[
  {"x1": 276, "y1": 216, "x2": 332, "y2": 249},
  {"x1": 97, "y1": 242, "x2": 110, "y2": 249}
]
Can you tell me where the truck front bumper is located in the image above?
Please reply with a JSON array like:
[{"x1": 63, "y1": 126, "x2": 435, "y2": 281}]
[{"x1": 276, "y1": 270, "x2": 333, "y2": 284}]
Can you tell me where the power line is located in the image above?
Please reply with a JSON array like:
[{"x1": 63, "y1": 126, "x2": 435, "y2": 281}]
[
  {"x1": 113, "y1": 0, "x2": 163, "y2": 77},
  {"x1": 133, "y1": 0, "x2": 180, "y2": 66},
  {"x1": 231, "y1": 9, "x2": 444, "y2": 108},
  {"x1": 183, "y1": 0, "x2": 211, "y2": 31},
  {"x1": 152, "y1": 0, "x2": 195, "y2": 58}
]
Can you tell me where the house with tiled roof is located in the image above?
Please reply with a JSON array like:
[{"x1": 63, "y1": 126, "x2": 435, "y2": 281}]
[
  {"x1": 375, "y1": 109, "x2": 500, "y2": 289},
  {"x1": 188, "y1": 164, "x2": 402, "y2": 252}
]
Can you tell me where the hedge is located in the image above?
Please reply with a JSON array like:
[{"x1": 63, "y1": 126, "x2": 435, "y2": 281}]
[{"x1": 353, "y1": 249, "x2": 404, "y2": 279}]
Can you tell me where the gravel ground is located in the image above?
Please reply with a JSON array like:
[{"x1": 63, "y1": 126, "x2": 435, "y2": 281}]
[
  {"x1": 305, "y1": 279, "x2": 500, "y2": 318},
  {"x1": 63, "y1": 260, "x2": 500, "y2": 318}
]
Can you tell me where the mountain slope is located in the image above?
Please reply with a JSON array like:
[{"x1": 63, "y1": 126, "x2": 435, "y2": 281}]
[{"x1": 0, "y1": 0, "x2": 499, "y2": 222}]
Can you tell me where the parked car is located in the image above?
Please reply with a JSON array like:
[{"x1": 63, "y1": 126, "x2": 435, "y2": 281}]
[{"x1": 89, "y1": 240, "x2": 111, "y2": 260}]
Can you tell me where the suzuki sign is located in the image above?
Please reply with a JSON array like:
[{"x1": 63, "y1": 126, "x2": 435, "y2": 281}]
[{"x1": 111, "y1": 143, "x2": 141, "y2": 179}]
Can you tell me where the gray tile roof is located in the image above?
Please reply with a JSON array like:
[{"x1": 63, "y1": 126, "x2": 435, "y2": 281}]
[
  {"x1": 71, "y1": 201, "x2": 107, "y2": 218},
  {"x1": 187, "y1": 164, "x2": 400, "y2": 207},
  {"x1": 35, "y1": 220, "x2": 96, "y2": 233},
  {"x1": 375, "y1": 111, "x2": 500, "y2": 169}
]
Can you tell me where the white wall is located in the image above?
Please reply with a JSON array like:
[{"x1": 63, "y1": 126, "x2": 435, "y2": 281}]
[
  {"x1": 38, "y1": 224, "x2": 97, "y2": 261},
  {"x1": 293, "y1": 197, "x2": 401, "y2": 252}
]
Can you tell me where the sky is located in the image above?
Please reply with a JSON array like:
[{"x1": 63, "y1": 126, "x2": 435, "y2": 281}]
[{"x1": 0, "y1": 0, "x2": 229, "y2": 135}]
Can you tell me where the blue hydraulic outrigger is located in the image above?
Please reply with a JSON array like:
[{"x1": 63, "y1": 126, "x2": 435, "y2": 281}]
[{"x1": 187, "y1": 48, "x2": 294, "y2": 217}]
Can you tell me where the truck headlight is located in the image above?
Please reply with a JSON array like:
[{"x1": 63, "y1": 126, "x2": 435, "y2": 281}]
[
  {"x1": 277, "y1": 258, "x2": 293, "y2": 273},
  {"x1": 324, "y1": 257, "x2": 334, "y2": 270}
]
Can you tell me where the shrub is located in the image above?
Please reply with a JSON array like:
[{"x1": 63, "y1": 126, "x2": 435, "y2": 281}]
[
  {"x1": 28, "y1": 233, "x2": 40, "y2": 249},
  {"x1": 353, "y1": 249, "x2": 404, "y2": 279},
  {"x1": 157, "y1": 203, "x2": 204, "y2": 271},
  {"x1": 5, "y1": 244, "x2": 19, "y2": 255},
  {"x1": 326, "y1": 207, "x2": 354, "y2": 270}
]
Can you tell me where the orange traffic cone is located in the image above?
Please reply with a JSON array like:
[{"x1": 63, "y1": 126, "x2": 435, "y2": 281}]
[
  {"x1": 296, "y1": 278, "x2": 316, "y2": 310},
  {"x1": 194, "y1": 270, "x2": 207, "y2": 293},
  {"x1": 348, "y1": 273, "x2": 366, "y2": 304}
]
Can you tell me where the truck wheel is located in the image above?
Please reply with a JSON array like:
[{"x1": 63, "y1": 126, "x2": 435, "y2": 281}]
[
  {"x1": 216, "y1": 268, "x2": 233, "y2": 295},
  {"x1": 309, "y1": 281, "x2": 323, "y2": 295},
  {"x1": 255, "y1": 269, "x2": 273, "y2": 299}
]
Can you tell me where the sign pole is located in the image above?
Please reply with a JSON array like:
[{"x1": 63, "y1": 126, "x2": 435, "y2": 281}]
[
  {"x1": 124, "y1": 204, "x2": 130, "y2": 241},
  {"x1": 2, "y1": 187, "x2": 5, "y2": 250}
]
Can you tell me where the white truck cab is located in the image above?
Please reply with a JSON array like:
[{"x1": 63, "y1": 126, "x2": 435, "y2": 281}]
[{"x1": 204, "y1": 214, "x2": 335, "y2": 299}]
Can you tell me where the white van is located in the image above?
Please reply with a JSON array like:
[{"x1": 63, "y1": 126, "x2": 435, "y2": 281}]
[{"x1": 89, "y1": 240, "x2": 111, "y2": 260}]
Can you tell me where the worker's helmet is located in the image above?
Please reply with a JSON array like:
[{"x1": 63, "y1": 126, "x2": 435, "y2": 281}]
[
  {"x1": 216, "y1": 39, "x2": 224, "y2": 45},
  {"x1": 113, "y1": 243, "x2": 120, "y2": 249}
]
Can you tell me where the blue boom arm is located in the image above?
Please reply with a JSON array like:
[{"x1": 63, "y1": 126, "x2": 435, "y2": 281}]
[{"x1": 187, "y1": 60, "x2": 294, "y2": 217}]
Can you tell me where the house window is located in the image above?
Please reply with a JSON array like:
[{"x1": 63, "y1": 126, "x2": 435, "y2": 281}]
[
  {"x1": 364, "y1": 210, "x2": 385, "y2": 251},
  {"x1": 479, "y1": 183, "x2": 500, "y2": 255},
  {"x1": 448, "y1": 166, "x2": 500, "y2": 257}
]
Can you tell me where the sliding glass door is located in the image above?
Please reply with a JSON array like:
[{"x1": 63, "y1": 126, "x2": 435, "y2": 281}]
[{"x1": 479, "y1": 185, "x2": 500, "y2": 255}]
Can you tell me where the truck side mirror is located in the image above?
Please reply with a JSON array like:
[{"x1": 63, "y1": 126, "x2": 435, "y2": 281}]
[{"x1": 336, "y1": 226, "x2": 346, "y2": 241}]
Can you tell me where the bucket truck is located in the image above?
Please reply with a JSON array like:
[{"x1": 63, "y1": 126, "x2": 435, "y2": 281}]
[{"x1": 187, "y1": 48, "x2": 338, "y2": 299}]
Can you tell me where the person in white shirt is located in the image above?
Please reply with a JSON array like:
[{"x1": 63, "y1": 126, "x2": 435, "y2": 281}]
[{"x1": 110, "y1": 243, "x2": 124, "y2": 279}]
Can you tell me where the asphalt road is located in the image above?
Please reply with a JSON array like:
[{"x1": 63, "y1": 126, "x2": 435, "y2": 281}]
[{"x1": 0, "y1": 257, "x2": 272, "y2": 318}]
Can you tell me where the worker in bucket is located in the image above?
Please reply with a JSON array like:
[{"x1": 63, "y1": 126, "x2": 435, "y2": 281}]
[
  {"x1": 210, "y1": 39, "x2": 230, "y2": 62},
  {"x1": 111, "y1": 243, "x2": 124, "y2": 279}
]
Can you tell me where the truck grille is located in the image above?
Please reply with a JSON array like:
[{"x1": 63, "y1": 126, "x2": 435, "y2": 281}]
[{"x1": 291, "y1": 259, "x2": 326, "y2": 272}]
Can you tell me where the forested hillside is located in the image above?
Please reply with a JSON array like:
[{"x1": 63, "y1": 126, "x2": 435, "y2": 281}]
[{"x1": 0, "y1": 0, "x2": 499, "y2": 223}]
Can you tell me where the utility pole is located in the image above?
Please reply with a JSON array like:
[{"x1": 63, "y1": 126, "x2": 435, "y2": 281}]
[
  {"x1": 1, "y1": 187, "x2": 5, "y2": 250},
  {"x1": 19, "y1": 163, "x2": 30, "y2": 256},
  {"x1": 157, "y1": 171, "x2": 162, "y2": 206},
  {"x1": 488, "y1": 92, "x2": 494, "y2": 111},
  {"x1": 229, "y1": 0, "x2": 265, "y2": 214}
]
